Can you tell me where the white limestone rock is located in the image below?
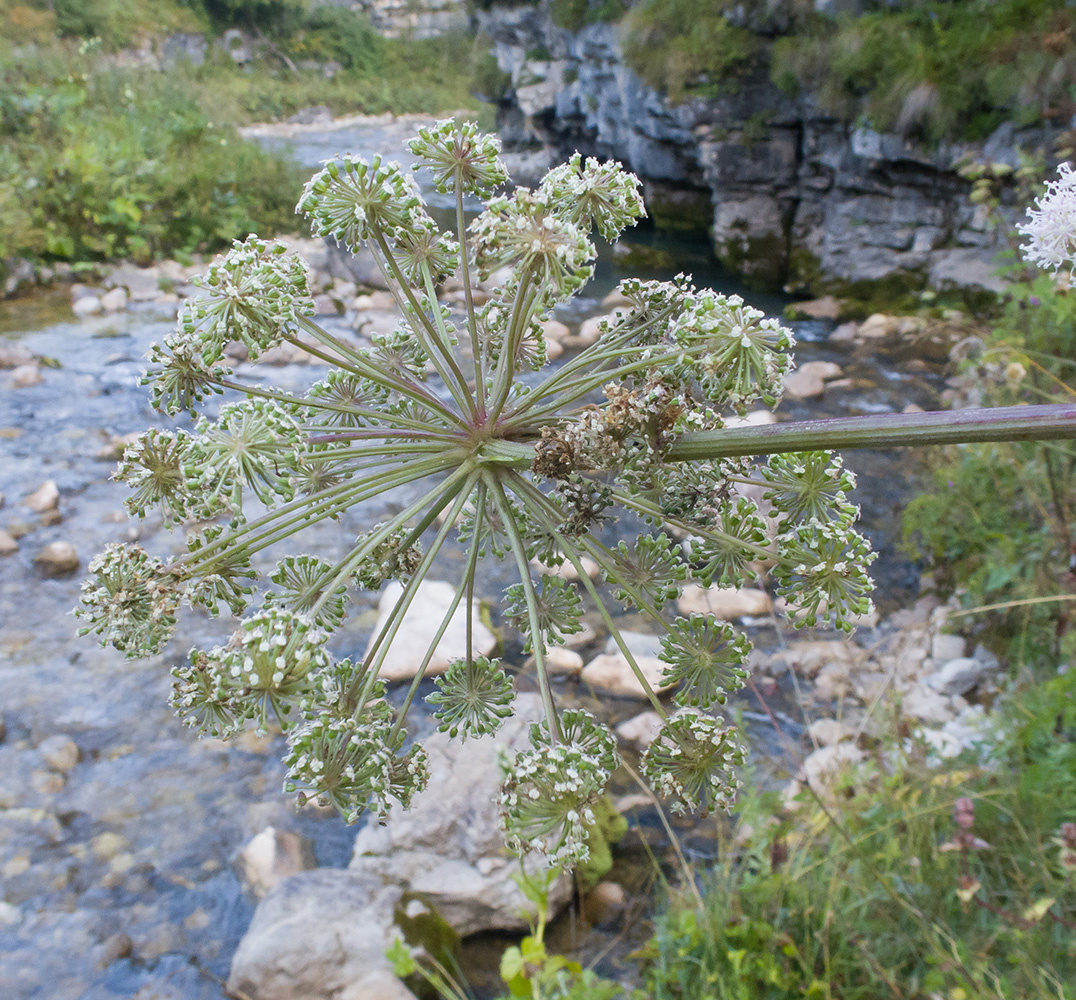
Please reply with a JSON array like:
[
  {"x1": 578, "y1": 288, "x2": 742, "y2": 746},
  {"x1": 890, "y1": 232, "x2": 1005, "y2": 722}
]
[
  {"x1": 368, "y1": 580, "x2": 496, "y2": 681},
  {"x1": 349, "y1": 694, "x2": 571, "y2": 936}
]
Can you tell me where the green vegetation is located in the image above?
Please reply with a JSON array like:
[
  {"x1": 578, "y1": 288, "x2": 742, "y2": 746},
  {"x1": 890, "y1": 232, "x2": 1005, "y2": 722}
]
[
  {"x1": 549, "y1": 0, "x2": 625, "y2": 33},
  {"x1": 0, "y1": 1, "x2": 487, "y2": 270},
  {"x1": 772, "y1": 0, "x2": 1076, "y2": 142},
  {"x1": 0, "y1": 44, "x2": 301, "y2": 265},
  {"x1": 621, "y1": 0, "x2": 760, "y2": 104},
  {"x1": 903, "y1": 268, "x2": 1076, "y2": 670},
  {"x1": 640, "y1": 682, "x2": 1076, "y2": 999}
]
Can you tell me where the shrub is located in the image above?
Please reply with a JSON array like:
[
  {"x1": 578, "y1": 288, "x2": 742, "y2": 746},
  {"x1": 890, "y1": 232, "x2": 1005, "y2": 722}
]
[
  {"x1": 621, "y1": 0, "x2": 761, "y2": 104},
  {"x1": 771, "y1": 0, "x2": 1076, "y2": 142}
]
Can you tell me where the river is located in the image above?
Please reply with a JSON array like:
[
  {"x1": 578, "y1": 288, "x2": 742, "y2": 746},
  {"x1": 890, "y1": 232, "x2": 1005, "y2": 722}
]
[{"x1": 0, "y1": 116, "x2": 948, "y2": 999}]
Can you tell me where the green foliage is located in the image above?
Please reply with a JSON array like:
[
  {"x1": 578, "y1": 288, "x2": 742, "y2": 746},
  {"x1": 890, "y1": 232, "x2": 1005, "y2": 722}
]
[
  {"x1": 622, "y1": 0, "x2": 760, "y2": 104},
  {"x1": 0, "y1": 20, "x2": 487, "y2": 266},
  {"x1": 772, "y1": 0, "x2": 1076, "y2": 142},
  {"x1": 1, "y1": 0, "x2": 204, "y2": 48},
  {"x1": 0, "y1": 45, "x2": 300, "y2": 264},
  {"x1": 641, "y1": 694, "x2": 1076, "y2": 999},
  {"x1": 903, "y1": 273, "x2": 1076, "y2": 668},
  {"x1": 281, "y1": 5, "x2": 385, "y2": 73},
  {"x1": 550, "y1": 0, "x2": 625, "y2": 33}
]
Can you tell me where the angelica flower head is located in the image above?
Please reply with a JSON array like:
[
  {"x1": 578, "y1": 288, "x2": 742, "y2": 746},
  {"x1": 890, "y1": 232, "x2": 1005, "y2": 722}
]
[
  {"x1": 76, "y1": 121, "x2": 891, "y2": 866},
  {"x1": 1018, "y1": 162, "x2": 1076, "y2": 271}
]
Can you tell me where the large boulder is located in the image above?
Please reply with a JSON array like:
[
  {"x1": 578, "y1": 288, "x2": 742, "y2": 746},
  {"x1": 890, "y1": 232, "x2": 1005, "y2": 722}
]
[
  {"x1": 349, "y1": 693, "x2": 572, "y2": 935},
  {"x1": 367, "y1": 580, "x2": 497, "y2": 682},
  {"x1": 228, "y1": 869, "x2": 415, "y2": 1000}
]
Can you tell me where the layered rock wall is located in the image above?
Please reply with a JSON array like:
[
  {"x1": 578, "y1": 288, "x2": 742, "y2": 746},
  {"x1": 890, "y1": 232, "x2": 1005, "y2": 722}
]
[{"x1": 476, "y1": 3, "x2": 1053, "y2": 295}]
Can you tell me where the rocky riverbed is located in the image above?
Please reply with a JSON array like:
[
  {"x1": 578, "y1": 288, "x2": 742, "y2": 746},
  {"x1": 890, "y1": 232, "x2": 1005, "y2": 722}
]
[{"x1": 0, "y1": 116, "x2": 1007, "y2": 1000}]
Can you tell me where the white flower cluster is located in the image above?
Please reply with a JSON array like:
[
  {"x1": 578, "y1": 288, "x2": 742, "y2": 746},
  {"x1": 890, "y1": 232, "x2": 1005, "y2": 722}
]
[{"x1": 1018, "y1": 162, "x2": 1076, "y2": 271}]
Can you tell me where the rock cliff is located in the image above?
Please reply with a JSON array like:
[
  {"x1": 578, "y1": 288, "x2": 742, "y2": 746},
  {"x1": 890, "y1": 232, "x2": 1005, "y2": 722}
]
[{"x1": 476, "y1": 2, "x2": 1057, "y2": 297}]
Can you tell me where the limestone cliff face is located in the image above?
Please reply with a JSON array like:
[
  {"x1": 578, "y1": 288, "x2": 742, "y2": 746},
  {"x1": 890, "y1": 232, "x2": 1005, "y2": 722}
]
[
  {"x1": 475, "y1": 3, "x2": 1053, "y2": 295},
  {"x1": 354, "y1": 0, "x2": 468, "y2": 38}
]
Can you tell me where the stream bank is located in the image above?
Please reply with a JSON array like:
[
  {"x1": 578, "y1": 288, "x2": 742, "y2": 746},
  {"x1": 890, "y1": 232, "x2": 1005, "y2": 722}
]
[{"x1": 0, "y1": 114, "x2": 1006, "y2": 999}]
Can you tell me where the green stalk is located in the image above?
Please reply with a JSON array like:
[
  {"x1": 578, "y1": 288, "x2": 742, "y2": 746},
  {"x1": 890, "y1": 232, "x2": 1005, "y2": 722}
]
[
  {"x1": 507, "y1": 472, "x2": 668, "y2": 717},
  {"x1": 455, "y1": 404, "x2": 1076, "y2": 470},
  {"x1": 371, "y1": 229, "x2": 476, "y2": 418},
  {"x1": 213, "y1": 378, "x2": 432, "y2": 431},
  {"x1": 360, "y1": 473, "x2": 479, "y2": 729},
  {"x1": 668, "y1": 404, "x2": 1076, "y2": 460},
  {"x1": 310, "y1": 463, "x2": 474, "y2": 618},
  {"x1": 295, "y1": 317, "x2": 463, "y2": 429},
  {"x1": 487, "y1": 473, "x2": 560, "y2": 742},
  {"x1": 486, "y1": 269, "x2": 535, "y2": 427},
  {"x1": 457, "y1": 182, "x2": 486, "y2": 414},
  {"x1": 389, "y1": 484, "x2": 484, "y2": 740},
  {"x1": 183, "y1": 454, "x2": 453, "y2": 570}
]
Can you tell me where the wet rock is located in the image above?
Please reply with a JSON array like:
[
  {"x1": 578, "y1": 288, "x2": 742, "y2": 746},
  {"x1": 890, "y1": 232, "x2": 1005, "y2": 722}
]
[
  {"x1": 98, "y1": 932, "x2": 134, "y2": 967},
  {"x1": 539, "y1": 645, "x2": 583, "y2": 676},
  {"x1": 10, "y1": 364, "x2": 44, "y2": 388},
  {"x1": 614, "y1": 710, "x2": 664, "y2": 747},
  {"x1": 723, "y1": 409, "x2": 777, "y2": 429},
  {"x1": 368, "y1": 580, "x2": 497, "y2": 682},
  {"x1": 479, "y1": 266, "x2": 515, "y2": 292},
  {"x1": 350, "y1": 693, "x2": 571, "y2": 936},
  {"x1": 812, "y1": 660, "x2": 854, "y2": 701},
  {"x1": 829, "y1": 321, "x2": 859, "y2": 342},
  {"x1": 236, "y1": 826, "x2": 316, "y2": 898},
  {"x1": 913, "y1": 727, "x2": 963, "y2": 760},
  {"x1": 101, "y1": 285, "x2": 133, "y2": 312},
  {"x1": 583, "y1": 881, "x2": 626, "y2": 927},
  {"x1": 808, "y1": 717, "x2": 855, "y2": 747},
  {"x1": 792, "y1": 296, "x2": 842, "y2": 320},
  {"x1": 38, "y1": 734, "x2": 80, "y2": 772},
  {"x1": 581, "y1": 631, "x2": 672, "y2": 699},
  {"x1": 0, "y1": 343, "x2": 34, "y2": 368},
  {"x1": 228, "y1": 869, "x2": 415, "y2": 1000},
  {"x1": 779, "y1": 639, "x2": 858, "y2": 679},
  {"x1": 353, "y1": 290, "x2": 397, "y2": 311},
  {"x1": 0, "y1": 901, "x2": 21, "y2": 926},
  {"x1": 71, "y1": 295, "x2": 104, "y2": 318},
  {"x1": 901, "y1": 686, "x2": 954, "y2": 724},
  {"x1": 852, "y1": 670, "x2": 890, "y2": 703},
  {"x1": 799, "y1": 743, "x2": 866, "y2": 796},
  {"x1": 0, "y1": 530, "x2": 17, "y2": 556},
  {"x1": 857, "y1": 313, "x2": 898, "y2": 340},
  {"x1": 33, "y1": 540, "x2": 79, "y2": 577},
  {"x1": 105, "y1": 264, "x2": 161, "y2": 302},
  {"x1": 783, "y1": 360, "x2": 843, "y2": 400},
  {"x1": 540, "y1": 318, "x2": 570, "y2": 342},
  {"x1": 569, "y1": 310, "x2": 627, "y2": 349},
  {"x1": 927, "y1": 657, "x2": 988, "y2": 697},
  {"x1": 677, "y1": 584, "x2": 772, "y2": 620},
  {"x1": 25, "y1": 480, "x2": 59, "y2": 513},
  {"x1": 601, "y1": 289, "x2": 634, "y2": 310},
  {"x1": 530, "y1": 554, "x2": 598, "y2": 582},
  {"x1": 313, "y1": 293, "x2": 339, "y2": 315},
  {"x1": 91, "y1": 831, "x2": 129, "y2": 863},
  {"x1": 545, "y1": 337, "x2": 565, "y2": 360},
  {"x1": 94, "y1": 431, "x2": 141, "y2": 461}
]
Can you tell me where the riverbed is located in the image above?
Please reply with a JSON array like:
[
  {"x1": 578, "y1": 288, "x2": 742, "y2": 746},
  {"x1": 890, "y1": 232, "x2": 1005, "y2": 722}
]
[{"x1": 0, "y1": 117, "x2": 950, "y2": 999}]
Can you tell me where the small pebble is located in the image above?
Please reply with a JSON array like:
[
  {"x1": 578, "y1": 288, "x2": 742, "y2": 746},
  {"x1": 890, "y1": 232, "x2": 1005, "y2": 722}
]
[
  {"x1": 34, "y1": 540, "x2": 79, "y2": 577},
  {"x1": 39, "y1": 733, "x2": 80, "y2": 772},
  {"x1": 25, "y1": 480, "x2": 60, "y2": 513}
]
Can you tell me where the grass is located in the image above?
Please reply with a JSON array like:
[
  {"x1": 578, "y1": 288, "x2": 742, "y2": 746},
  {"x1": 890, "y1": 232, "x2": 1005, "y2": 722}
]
[
  {"x1": 0, "y1": 4, "x2": 487, "y2": 270},
  {"x1": 638, "y1": 666, "x2": 1076, "y2": 999},
  {"x1": 620, "y1": 0, "x2": 760, "y2": 104},
  {"x1": 772, "y1": 0, "x2": 1076, "y2": 142}
]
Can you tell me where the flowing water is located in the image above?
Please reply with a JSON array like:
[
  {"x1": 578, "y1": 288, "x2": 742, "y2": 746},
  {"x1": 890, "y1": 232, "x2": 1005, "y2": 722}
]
[{"x1": 0, "y1": 117, "x2": 947, "y2": 999}]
